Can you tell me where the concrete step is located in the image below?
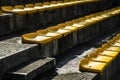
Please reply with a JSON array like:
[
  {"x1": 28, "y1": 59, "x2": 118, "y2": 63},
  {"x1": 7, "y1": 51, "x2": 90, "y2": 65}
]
[
  {"x1": 4, "y1": 57, "x2": 56, "y2": 80},
  {"x1": 0, "y1": 37, "x2": 41, "y2": 79}
]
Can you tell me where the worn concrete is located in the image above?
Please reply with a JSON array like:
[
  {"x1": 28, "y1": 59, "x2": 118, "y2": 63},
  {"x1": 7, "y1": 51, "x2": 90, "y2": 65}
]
[
  {"x1": 0, "y1": 37, "x2": 41, "y2": 79},
  {"x1": 4, "y1": 58, "x2": 56, "y2": 80},
  {"x1": 39, "y1": 45, "x2": 98, "y2": 80}
]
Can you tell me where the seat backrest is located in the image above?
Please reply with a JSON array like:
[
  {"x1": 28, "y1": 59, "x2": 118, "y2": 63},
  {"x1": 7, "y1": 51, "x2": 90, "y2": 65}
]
[
  {"x1": 35, "y1": 3, "x2": 43, "y2": 6},
  {"x1": 1, "y1": 6, "x2": 13, "y2": 11},
  {"x1": 25, "y1": 4, "x2": 34, "y2": 8},
  {"x1": 14, "y1": 5, "x2": 24, "y2": 9},
  {"x1": 47, "y1": 26, "x2": 58, "y2": 32},
  {"x1": 36, "y1": 29, "x2": 48, "y2": 35},
  {"x1": 43, "y1": 2, "x2": 50, "y2": 5},
  {"x1": 57, "y1": 23, "x2": 66, "y2": 29}
]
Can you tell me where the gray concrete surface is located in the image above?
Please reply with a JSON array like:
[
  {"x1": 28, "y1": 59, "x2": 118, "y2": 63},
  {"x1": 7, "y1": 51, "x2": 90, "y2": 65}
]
[
  {"x1": 4, "y1": 58, "x2": 56, "y2": 80},
  {"x1": 0, "y1": 37, "x2": 41, "y2": 79},
  {"x1": 39, "y1": 45, "x2": 98, "y2": 80}
]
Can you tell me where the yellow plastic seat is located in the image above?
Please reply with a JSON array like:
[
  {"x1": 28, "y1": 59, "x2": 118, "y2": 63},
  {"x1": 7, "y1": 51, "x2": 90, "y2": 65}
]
[
  {"x1": 56, "y1": 23, "x2": 71, "y2": 36},
  {"x1": 49, "y1": 1, "x2": 60, "y2": 10},
  {"x1": 1, "y1": 6, "x2": 26, "y2": 15},
  {"x1": 0, "y1": 12, "x2": 2, "y2": 15},
  {"x1": 50, "y1": 1, "x2": 57, "y2": 7},
  {"x1": 57, "y1": 1, "x2": 66, "y2": 8},
  {"x1": 101, "y1": 14, "x2": 110, "y2": 19},
  {"x1": 14, "y1": 5, "x2": 24, "y2": 9},
  {"x1": 71, "y1": 19, "x2": 86, "y2": 29},
  {"x1": 71, "y1": 19, "x2": 79, "y2": 24},
  {"x1": 116, "y1": 34, "x2": 120, "y2": 41},
  {"x1": 108, "y1": 40, "x2": 120, "y2": 47},
  {"x1": 36, "y1": 29, "x2": 48, "y2": 35},
  {"x1": 79, "y1": 58, "x2": 107, "y2": 73},
  {"x1": 90, "y1": 16, "x2": 103, "y2": 24},
  {"x1": 102, "y1": 43, "x2": 120, "y2": 52},
  {"x1": 116, "y1": 34, "x2": 120, "y2": 37},
  {"x1": 35, "y1": 3, "x2": 43, "y2": 7},
  {"x1": 22, "y1": 32, "x2": 52, "y2": 44},
  {"x1": 64, "y1": 1, "x2": 75, "y2": 6},
  {"x1": 88, "y1": 52, "x2": 113, "y2": 63},
  {"x1": 25, "y1": 4, "x2": 37, "y2": 14},
  {"x1": 1, "y1": 6, "x2": 13, "y2": 12},
  {"x1": 43, "y1": 2, "x2": 52, "y2": 10},
  {"x1": 34, "y1": 3, "x2": 43, "y2": 6},
  {"x1": 113, "y1": 36, "x2": 120, "y2": 43},
  {"x1": 77, "y1": 17, "x2": 92, "y2": 27},
  {"x1": 34, "y1": 3, "x2": 45, "y2": 11},
  {"x1": 37, "y1": 28, "x2": 62, "y2": 40},
  {"x1": 64, "y1": 22, "x2": 78, "y2": 32},
  {"x1": 72, "y1": 23, "x2": 85, "y2": 30},
  {"x1": 96, "y1": 48, "x2": 119, "y2": 57}
]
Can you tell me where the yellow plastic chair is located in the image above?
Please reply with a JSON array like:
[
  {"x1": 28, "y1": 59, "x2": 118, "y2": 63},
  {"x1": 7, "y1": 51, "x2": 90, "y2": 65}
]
[
  {"x1": 107, "y1": 40, "x2": 120, "y2": 47},
  {"x1": 79, "y1": 58, "x2": 107, "y2": 73},
  {"x1": 96, "y1": 48, "x2": 119, "y2": 57},
  {"x1": 56, "y1": 23, "x2": 71, "y2": 36},
  {"x1": 1, "y1": 6, "x2": 26, "y2": 15},
  {"x1": 34, "y1": 3, "x2": 45, "y2": 12},
  {"x1": 0, "y1": 12, "x2": 2, "y2": 15},
  {"x1": 71, "y1": 19, "x2": 79, "y2": 24},
  {"x1": 14, "y1": 5, "x2": 24, "y2": 9},
  {"x1": 37, "y1": 28, "x2": 62, "y2": 40},
  {"x1": 112, "y1": 36, "x2": 120, "y2": 43},
  {"x1": 64, "y1": 21, "x2": 78, "y2": 32},
  {"x1": 50, "y1": 1, "x2": 57, "y2": 7},
  {"x1": 88, "y1": 52, "x2": 113, "y2": 63},
  {"x1": 72, "y1": 19, "x2": 85, "y2": 30},
  {"x1": 116, "y1": 34, "x2": 120, "y2": 40},
  {"x1": 25, "y1": 4, "x2": 37, "y2": 14},
  {"x1": 102, "y1": 43, "x2": 120, "y2": 52},
  {"x1": 1, "y1": 6, "x2": 13, "y2": 11},
  {"x1": 42, "y1": 2, "x2": 52, "y2": 11},
  {"x1": 22, "y1": 32, "x2": 52, "y2": 44},
  {"x1": 35, "y1": 3, "x2": 43, "y2": 7}
]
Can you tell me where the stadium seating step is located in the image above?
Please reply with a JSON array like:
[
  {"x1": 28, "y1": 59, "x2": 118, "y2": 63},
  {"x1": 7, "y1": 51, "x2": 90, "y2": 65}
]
[
  {"x1": 0, "y1": 37, "x2": 41, "y2": 79},
  {"x1": 4, "y1": 57, "x2": 56, "y2": 80}
]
